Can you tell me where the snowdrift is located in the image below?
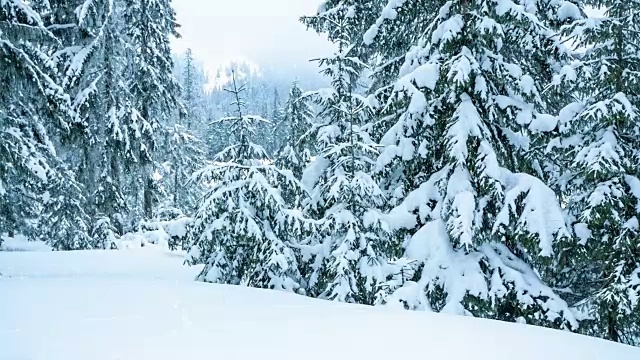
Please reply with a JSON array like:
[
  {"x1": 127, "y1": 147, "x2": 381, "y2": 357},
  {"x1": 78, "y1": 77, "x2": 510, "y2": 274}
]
[{"x1": 1, "y1": 250, "x2": 638, "y2": 360}]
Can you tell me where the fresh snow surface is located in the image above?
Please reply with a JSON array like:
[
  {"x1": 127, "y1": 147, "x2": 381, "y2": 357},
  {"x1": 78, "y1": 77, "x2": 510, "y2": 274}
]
[{"x1": 1, "y1": 250, "x2": 639, "y2": 360}]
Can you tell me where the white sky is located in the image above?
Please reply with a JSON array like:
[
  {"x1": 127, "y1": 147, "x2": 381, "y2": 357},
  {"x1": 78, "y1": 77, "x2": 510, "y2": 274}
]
[
  {"x1": 171, "y1": 0, "x2": 331, "y2": 74},
  {"x1": 172, "y1": 1, "x2": 608, "y2": 79}
]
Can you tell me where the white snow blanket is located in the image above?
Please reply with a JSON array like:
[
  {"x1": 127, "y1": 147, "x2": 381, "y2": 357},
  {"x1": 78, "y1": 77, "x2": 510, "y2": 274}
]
[{"x1": 0, "y1": 250, "x2": 638, "y2": 360}]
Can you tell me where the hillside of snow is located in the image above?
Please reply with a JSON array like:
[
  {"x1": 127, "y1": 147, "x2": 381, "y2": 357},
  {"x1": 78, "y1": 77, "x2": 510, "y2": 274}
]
[{"x1": 1, "y1": 249, "x2": 638, "y2": 360}]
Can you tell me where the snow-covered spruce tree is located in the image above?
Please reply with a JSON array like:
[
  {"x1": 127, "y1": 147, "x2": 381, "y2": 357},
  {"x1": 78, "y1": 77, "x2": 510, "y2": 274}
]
[
  {"x1": 499, "y1": 0, "x2": 584, "y2": 309},
  {"x1": 265, "y1": 88, "x2": 285, "y2": 155},
  {"x1": 187, "y1": 72, "x2": 307, "y2": 293},
  {"x1": 157, "y1": 50, "x2": 209, "y2": 217},
  {"x1": 359, "y1": 1, "x2": 446, "y2": 298},
  {"x1": 364, "y1": 0, "x2": 580, "y2": 203},
  {"x1": 205, "y1": 107, "x2": 230, "y2": 158},
  {"x1": 275, "y1": 81, "x2": 316, "y2": 205},
  {"x1": 164, "y1": 123, "x2": 206, "y2": 214},
  {"x1": 0, "y1": 0, "x2": 52, "y2": 238},
  {"x1": 44, "y1": 0, "x2": 113, "y2": 213},
  {"x1": 300, "y1": 5, "x2": 395, "y2": 304},
  {"x1": 40, "y1": 170, "x2": 93, "y2": 250},
  {"x1": 0, "y1": 0, "x2": 92, "y2": 247},
  {"x1": 306, "y1": 0, "x2": 382, "y2": 65},
  {"x1": 365, "y1": 0, "x2": 579, "y2": 328},
  {"x1": 93, "y1": 7, "x2": 132, "y2": 237},
  {"x1": 555, "y1": 1, "x2": 640, "y2": 345},
  {"x1": 180, "y1": 48, "x2": 208, "y2": 133},
  {"x1": 46, "y1": 0, "x2": 134, "y2": 242},
  {"x1": 123, "y1": 0, "x2": 182, "y2": 220}
]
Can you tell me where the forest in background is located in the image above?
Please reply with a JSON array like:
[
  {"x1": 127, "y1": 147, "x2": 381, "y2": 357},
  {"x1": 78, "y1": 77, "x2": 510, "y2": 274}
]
[{"x1": 1, "y1": 0, "x2": 639, "y2": 347}]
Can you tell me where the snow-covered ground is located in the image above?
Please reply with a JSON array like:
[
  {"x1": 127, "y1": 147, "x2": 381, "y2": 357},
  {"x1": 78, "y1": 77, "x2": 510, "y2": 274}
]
[{"x1": 1, "y1": 249, "x2": 638, "y2": 360}]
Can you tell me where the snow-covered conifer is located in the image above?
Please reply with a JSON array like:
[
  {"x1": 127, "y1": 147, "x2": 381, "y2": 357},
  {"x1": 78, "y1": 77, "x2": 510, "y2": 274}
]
[
  {"x1": 187, "y1": 72, "x2": 306, "y2": 293},
  {"x1": 40, "y1": 171, "x2": 93, "y2": 250},
  {"x1": 365, "y1": 0, "x2": 578, "y2": 328},
  {"x1": 180, "y1": 48, "x2": 208, "y2": 132},
  {"x1": 275, "y1": 81, "x2": 315, "y2": 205},
  {"x1": 0, "y1": 0, "x2": 90, "y2": 246},
  {"x1": 123, "y1": 0, "x2": 182, "y2": 220},
  {"x1": 164, "y1": 123, "x2": 206, "y2": 214},
  {"x1": 300, "y1": 4, "x2": 395, "y2": 304},
  {"x1": 265, "y1": 89, "x2": 285, "y2": 155},
  {"x1": 556, "y1": 1, "x2": 640, "y2": 344}
]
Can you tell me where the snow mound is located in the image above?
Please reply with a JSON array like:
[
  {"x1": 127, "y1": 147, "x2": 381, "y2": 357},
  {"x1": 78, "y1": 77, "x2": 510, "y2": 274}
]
[
  {"x1": 1, "y1": 251, "x2": 638, "y2": 360},
  {"x1": 0, "y1": 234, "x2": 51, "y2": 252}
]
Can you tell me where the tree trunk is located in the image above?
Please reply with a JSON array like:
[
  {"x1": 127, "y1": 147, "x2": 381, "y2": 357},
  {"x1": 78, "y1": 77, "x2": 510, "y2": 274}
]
[
  {"x1": 83, "y1": 143, "x2": 96, "y2": 218},
  {"x1": 109, "y1": 151, "x2": 124, "y2": 235},
  {"x1": 607, "y1": 303, "x2": 619, "y2": 342},
  {"x1": 144, "y1": 174, "x2": 154, "y2": 220},
  {"x1": 173, "y1": 164, "x2": 180, "y2": 209}
]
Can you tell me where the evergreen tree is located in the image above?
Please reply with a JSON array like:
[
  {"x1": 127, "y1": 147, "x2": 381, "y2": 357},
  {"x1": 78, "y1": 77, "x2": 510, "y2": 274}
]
[
  {"x1": 206, "y1": 104, "x2": 231, "y2": 158},
  {"x1": 275, "y1": 81, "x2": 315, "y2": 205},
  {"x1": 0, "y1": 0, "x2": 91, "y2": 247},
  {"x1": 182, "y1": 49, "x2": 198, "y2": 130},
  {"x1": 364, "y1": 0, "x2": 578, "y2": 328},
  {"x1": 362, "y1": 0, "x2": 442, "y2": 216},
  {"x1": 306, "y1": 0, "x2": 382, "y2": 62},
  {"x1": 516, "y1": 0, "x2": 582, "y2": 195},
  {"x1": 187, "y1": 72, "x2": 306, "y2": 293},
  {"x1": 48, "y1": 0, "x2": 134, "y2": 239},
  {"x1": 558, "y1": 1, "x2": 640, "y2": 344},
  {"x1": 178, "y1": 48, "x2": 210, "y2": 135},
  {"x1": 364, "y1": 0, "x2": 441, "y2": 99},
  {"x1": 158, "y1": 50, "x2": 209, "y2": 217},
  {"x1": 0, "y1": 0, "x2": 52, "y2": 236},
  {"x1": 134, "y1": 48, "x2": 209, "y2": 219},
  {"x1": 268, "y1": 88, "x2": 287, "y2": 155},
  {"x1": 123, "y1": 0, "x2": 182, "y2": 220},
  {"x1": 301, "y1": 3, "x2": 394, "y2": 304},
  {"x1": 40, "y1": 170, "x2": 93, "y2": 250},
  {"x1": 46, "y1": 0, "x2": 112, "y2": 211},
  {"x1": 164, "y1": 123, "x2": 206, "y2": 214},
  {"x1": 93, "y1": 0, "x2": 142, "y2": 235}
]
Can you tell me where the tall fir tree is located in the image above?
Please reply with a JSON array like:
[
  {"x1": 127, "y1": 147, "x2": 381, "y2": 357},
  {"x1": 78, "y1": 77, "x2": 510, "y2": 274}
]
[
  {"x1": 46, "y1": 0, "x2": 112, "y2": 212},
  {"x1": 93, "y1": 0, "x2": 133, "y2": 237},
  {"x1": 363, "y1": 0, "x2": 442, "y2": 214},
  {"x1": 300, "y1": 3, "x2": 395, "y2": 304},
  {"x1": 187, "y1": 72, "x2": 307, "y2": 292},
  {"x1": 362, "y1": 0, "x2": 579, "y2": 328},
  {"x1": 181, "y1": 48, "x2": 198, "y2": 130},
  {"x1": 47, "y1": 0, "x2": 132, "y2": 243},
  {"x1": 158, "y1": 50, "x2": 208, "y2": 217},
  {"x1": 123, "y1": 0, "x2": 182, "y2": 220},
  {"x1": 275, "y1": 81, "x2": 316, "y2": 206},
  {"x1": 557, "y1": 1, "x2": 640, "y2": 345},
  {"x1": 0, "y1": 0, "x2": 91, "y2": 248},
  {"x1": 266, "y1": 88, "x2": 285, "y2": 155},
  {"x1": 178, "y1": 48, "x2": 210, "y2": 137},
  {"x1": 163, "y1": 122, "x2": 206, "y2": 214}
]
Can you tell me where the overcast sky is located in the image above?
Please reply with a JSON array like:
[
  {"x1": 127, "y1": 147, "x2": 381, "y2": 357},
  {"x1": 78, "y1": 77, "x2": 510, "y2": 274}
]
[
  {"x1": 171, "y1": 0, "x2": 331, "y2": 74},
  {"x1": 172, "y1": 1, "x2": 607, "y2": 79}
]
